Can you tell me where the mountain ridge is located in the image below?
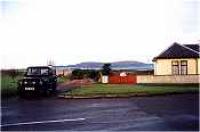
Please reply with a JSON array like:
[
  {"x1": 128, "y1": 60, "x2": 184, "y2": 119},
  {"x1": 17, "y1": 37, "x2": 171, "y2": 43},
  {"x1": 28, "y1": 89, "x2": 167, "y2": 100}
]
[{"x1": 58, "y1": 61, "x2": 153, "y2": 70}]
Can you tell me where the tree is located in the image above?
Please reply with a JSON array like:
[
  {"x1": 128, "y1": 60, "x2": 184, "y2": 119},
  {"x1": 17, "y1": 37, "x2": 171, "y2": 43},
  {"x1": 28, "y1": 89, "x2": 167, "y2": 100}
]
[
  {"x1": 102, "y1": 63, "x2": 111, "y2": 75},
  {"x1": 71, "y1": 69, "x2": 83, "y2": 79}
]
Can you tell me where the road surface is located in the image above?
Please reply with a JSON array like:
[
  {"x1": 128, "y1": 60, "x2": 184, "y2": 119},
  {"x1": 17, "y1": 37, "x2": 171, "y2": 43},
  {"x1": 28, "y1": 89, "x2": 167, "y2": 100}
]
[{"x1": 1, "y1": 93, "x2": 199, "y2": 131}]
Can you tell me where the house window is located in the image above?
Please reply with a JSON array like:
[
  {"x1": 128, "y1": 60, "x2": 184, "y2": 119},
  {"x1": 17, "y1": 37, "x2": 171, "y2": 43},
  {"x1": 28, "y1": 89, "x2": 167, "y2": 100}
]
[
  {"x1": 172, "y1": 61, "x2": 179, "y2": 75},
  {"x1": 172, "y1": 60, "x2": 188, "y2": 75},
  {"x1": 180, "y1": 60, "x2": 187, "y2": 75}
]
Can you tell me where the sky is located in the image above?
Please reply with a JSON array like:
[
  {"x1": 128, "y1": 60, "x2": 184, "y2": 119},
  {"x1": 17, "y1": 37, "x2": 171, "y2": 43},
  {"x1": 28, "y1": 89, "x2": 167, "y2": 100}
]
[{"x1": 0, "y1": 0, "x2": 200, "y2": 69}]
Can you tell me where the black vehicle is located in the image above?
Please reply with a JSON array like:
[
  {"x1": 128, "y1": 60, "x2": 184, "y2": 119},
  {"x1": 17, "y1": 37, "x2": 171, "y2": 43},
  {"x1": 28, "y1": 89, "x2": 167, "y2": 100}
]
[{"x1": 18, "y1": 66, "x2": 57, "y2": 97}]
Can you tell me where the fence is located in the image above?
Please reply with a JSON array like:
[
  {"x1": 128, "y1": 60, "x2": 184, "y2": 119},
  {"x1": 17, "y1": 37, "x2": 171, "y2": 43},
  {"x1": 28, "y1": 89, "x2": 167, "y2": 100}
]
[{"x1": 109, "y1": 74, "x2": 137, "y2": 84}]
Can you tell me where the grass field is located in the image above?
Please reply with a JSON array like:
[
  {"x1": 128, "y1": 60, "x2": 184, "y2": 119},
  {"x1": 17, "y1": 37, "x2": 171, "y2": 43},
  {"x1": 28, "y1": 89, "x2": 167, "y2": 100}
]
[
  {"x1": 65, "y1": 84, "x2": 199, "y2": 97},
  {"x1": 1, "y1": 75, "x2": 23, "y2": 97}
]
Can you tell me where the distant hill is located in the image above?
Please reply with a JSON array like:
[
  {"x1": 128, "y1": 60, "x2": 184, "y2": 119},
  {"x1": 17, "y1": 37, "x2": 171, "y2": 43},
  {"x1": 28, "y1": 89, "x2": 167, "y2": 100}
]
[
  {"x1": 62, "y1": 61, "x2": 153, "y2": 71},
  {"x1": 111, "y1": 61, "x2": 150, "y2": 67}
]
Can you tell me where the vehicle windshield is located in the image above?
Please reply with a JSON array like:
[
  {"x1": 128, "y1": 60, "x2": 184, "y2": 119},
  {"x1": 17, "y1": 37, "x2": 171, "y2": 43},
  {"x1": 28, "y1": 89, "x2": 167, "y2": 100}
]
[{"x1": 26, "y1": 67, "x2": 49, "y2": 76}]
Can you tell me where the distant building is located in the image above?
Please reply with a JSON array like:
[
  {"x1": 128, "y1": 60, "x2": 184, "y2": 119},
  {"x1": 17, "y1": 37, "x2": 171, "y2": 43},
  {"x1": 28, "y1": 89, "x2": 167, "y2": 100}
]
[{"x1": 153, "y1": 42, "x2": 200, "y2": 75}]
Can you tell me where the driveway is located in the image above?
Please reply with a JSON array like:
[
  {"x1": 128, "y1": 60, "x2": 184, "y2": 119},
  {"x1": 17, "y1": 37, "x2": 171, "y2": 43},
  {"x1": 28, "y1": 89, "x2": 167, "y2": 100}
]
[
  {"x1": 57, "y1": 79, "x2": 94, "y2": 93},
  {"x1": 1, "y1": 93, "x2": 199, "y2": 131}
]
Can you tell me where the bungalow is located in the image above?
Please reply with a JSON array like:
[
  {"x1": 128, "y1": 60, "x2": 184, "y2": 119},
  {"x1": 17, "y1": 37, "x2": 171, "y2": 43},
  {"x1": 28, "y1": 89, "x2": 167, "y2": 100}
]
[
  {"x1": 153, "y1": 42, "x2": 200, "y2": 75},
  {"x1": 137, "y1": 42, "x2": 200, "y2": 84}
]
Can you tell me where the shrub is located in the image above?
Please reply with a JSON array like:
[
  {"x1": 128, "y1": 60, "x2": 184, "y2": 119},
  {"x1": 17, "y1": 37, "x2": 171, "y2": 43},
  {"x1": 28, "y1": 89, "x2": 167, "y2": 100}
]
[{"x1": 71, "y1": 69, "x2": 100, "y2": 81}]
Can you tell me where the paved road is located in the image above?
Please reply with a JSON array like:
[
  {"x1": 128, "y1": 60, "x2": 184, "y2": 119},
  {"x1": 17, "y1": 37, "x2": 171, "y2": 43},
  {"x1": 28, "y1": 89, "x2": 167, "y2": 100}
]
[{"x1": 1, "y1": 93, "x2": 199, "y2": 131}]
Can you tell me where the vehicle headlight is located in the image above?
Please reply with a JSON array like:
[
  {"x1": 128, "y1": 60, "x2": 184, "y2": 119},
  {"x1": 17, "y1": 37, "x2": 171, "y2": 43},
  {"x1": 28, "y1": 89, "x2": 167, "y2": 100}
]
[{"x1": 24, "y1": 81, "x2": 28, "y2": 84}]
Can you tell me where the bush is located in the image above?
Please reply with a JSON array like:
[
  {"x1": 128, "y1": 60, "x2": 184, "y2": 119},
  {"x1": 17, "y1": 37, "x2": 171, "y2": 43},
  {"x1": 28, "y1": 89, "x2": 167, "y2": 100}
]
[
  {"x1": 71, "y1": 69, "x2": 100, "y2": 81},
  {"x1": 1, "y1": 69, "x2": 24, "y2": 98},
  {"x1": 1, "y1": 75, "x2": 23, "y2": 97},
  {"x1": 1, "y1": 69, "x2": 24, "y2": 77}
]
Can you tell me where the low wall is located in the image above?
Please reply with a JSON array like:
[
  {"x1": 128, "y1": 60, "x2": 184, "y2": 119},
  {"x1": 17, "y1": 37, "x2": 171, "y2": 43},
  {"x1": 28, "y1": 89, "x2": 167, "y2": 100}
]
[{"x1": 137, "y1": 75, "x2": 200, "y2": 84}]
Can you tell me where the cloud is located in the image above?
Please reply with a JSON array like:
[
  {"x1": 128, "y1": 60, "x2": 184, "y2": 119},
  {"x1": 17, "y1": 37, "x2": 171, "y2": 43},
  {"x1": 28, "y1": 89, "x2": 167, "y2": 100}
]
[
  {"x1": 0, "y1": 0, "x2": 199, "y2": 69},
  {"x1": 181, "y1": 0, "x2": 200, "y2": 33}
]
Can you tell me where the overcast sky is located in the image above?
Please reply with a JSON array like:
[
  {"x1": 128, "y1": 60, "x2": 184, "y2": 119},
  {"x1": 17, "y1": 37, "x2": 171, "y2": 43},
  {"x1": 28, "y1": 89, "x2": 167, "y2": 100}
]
[{"x1": 0, "y1": 0, "x2": 200, "y2": 69}]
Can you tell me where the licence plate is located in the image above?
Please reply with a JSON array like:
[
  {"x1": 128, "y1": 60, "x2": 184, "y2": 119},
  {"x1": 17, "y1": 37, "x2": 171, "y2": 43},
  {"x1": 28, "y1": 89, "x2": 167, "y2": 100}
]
[{"x1": 25, "y1": 87, "x2": 35, "y2": 91}]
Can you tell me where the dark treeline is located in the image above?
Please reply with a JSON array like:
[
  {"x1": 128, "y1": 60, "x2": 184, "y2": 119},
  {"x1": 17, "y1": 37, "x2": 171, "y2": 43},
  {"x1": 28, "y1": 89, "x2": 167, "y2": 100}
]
[
  {"x1": 71, "y1": 64, "x2": 112, "y2": 81},
  {"x1": 1, "y1": 69, "x2": 25, "y2": 78},
  {"x1": 71, "y1": 69, "x2": 100, "y2": 81}
]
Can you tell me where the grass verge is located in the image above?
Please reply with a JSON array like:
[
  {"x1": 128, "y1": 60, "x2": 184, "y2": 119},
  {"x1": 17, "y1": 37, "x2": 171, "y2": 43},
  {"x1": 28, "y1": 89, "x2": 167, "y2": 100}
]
[
  {"x1": 1, "y1": 75, "x2": 23, "y2": 97},
  {"x1": 63, "y1": 84, "x2": 199, "y2": 98}
]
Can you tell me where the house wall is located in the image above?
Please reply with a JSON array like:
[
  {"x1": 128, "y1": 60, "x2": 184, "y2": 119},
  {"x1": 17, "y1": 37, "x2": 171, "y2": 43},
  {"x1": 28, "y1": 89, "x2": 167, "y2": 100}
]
[
  {"x1": 154, "y1": 58, "x2": 198, "y2": 75},
  {"x1": 137, "y1": 75, "x2": 200, "y2": 84},
  {"x1": 198, "y1": 58, "x2": 200, "y2": 74},
  {"x1": 102, "y1": 76, "x2": 109, "y2": 83}
]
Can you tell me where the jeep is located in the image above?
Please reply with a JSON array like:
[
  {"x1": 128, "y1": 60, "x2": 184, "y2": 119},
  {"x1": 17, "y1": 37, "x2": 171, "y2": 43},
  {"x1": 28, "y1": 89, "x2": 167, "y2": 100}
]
[{"x1": 18, "y1": 66, "x2": 57, "y2": 97}]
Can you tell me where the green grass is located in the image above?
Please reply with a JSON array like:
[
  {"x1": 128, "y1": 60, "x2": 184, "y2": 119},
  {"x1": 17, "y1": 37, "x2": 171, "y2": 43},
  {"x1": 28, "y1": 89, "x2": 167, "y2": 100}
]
[
  {"x1": 1, "y1": 75, "x2": 23, "y2": 97},
  {"x1": 57, "y1": 76, "x2": 70, "y2": 83},
  {"x1": 65, "y1": 84, "x2": 199, "y2": 97}
]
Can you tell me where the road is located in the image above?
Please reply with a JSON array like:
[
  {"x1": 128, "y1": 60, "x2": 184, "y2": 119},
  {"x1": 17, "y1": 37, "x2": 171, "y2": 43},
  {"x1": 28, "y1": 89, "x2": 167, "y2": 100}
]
[{"x1": 1, "y1": 93, "x2": 199, "y2": 131}]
